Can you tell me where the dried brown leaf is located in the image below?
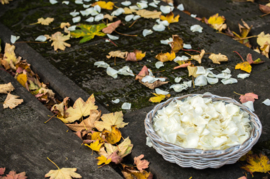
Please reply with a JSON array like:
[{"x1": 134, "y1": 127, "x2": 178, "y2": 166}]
[
  {"x1": 3, "y1": 93, "x2": 23, "y2": 109},
  {"x1": 102, "y1": 20, "x2": 121, "y2": 34}
]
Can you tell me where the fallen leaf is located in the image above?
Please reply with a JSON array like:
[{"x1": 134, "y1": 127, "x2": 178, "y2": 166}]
[
  {"x1": 135, "y1": 66, "x2": 149, "y2": 80},
  {"x1": 91, "y1": 131, "x2": 104, "y2": 142},
  {"x1": 160, "y1": 12, "x2": 180, "y2": 24},
  {"x1": 3, "y1": 43, "x2": 19, "y2": 70},
  {"x1": 37, "y1": 17, "x2": 54, "y2": 25},
  {"x1": 66, "y1": 110, "x2": 101, "y2": 131},
  {"x1": 99, "y1": 143, "x2": 118, "y2": 158},
  {"x1": 123, "y1": 7, "x2": 136, "y2": 14},
  {"x1": 102, "y1": 20, "x2": 121, "y2": 34},
  {"x1": 108, "y1": 151, "x2": 122, "y2": 164},
  {"x1": 169, "y1": 35, "x2": 183, "y2": 53},
  {"x1": 1, "y1": 171, "x2": 27, "y2": 179},
  {"x1": 85, "y1": 140, "x2": 103, "y2": 151},
  {"x1": 259, "y1": 4, "x2": 270, "y2": 14},
  {"x1": 241, "y1": 154, "x2": 270, "y2": 176},
  {"x1": 51, "y1": 97, "x2": 69, "y2": 119},
  {"x1": 136, "y1": 9, "x2": 162, "y2": 19},
  {"x1": 16, "y1": 73, "x2": 27, "y2": 88},
  {"x1": 122, "y1": 169, "x2": 152, "y2": 179},
  {"x1": 0, "y1": 167, "x2": 5, "y2": 175},
  {"x1": 208, "y1": 13, "x2": 227, "y2": 32},
  {"x1": 134, "y1": 154, "x2": 150, "y2": 172},
  {"x1": 103, "y1": 126, "x2": 122, "y2": 144},
  {"x1": 209, "y1": 53, "x2": 228, "y2": 64},
  {"x1": 3, "y1": 93, "x2": 23, "y2": 109},
  {"x1": 0, "y1": 82, "x2": 14, "y2": 94},
  {"x1": 257, "y1": 32, "x2": 270, "y2": 48},
  {"x1": 173, "y1": 62, "x2": 191, "y2": 69},
  {"x1": 246, "y1": 53, "x2": 264, "y2": 64},
  {"x1": 235, "y1": 61, "x2": 252, "y2": 73},
  {"x1": 187, "y1": 66, "x2": 199, "y2": 77},
  {"x1": 149, "y1": 93, "x2": 170, "y2": 103},
  {"x1": 118, "y1": 137, "x2": 133, "y2": 158},
  {"x1": 63, "y1": 94, "x2": 98, "y2": 123},
  {"x1": 238, "y1": 176, "x2": 247, "y2": 179},
  {"x1": 94, "y1": 111, "x2": 128, "y2": 131},
  {"x1": 233, "y1": 20, "x2": 252, "y2": 48},
  {"x1": 47, "y1": 32, "x2": 71, "y2": 51},
  {"x1": 140, "y1": 80, "x2": 168, "y2": 90},
  {"x1": 261, "y1": 43, "x2": 269, "y2": 58},
  {"x1": 45, "y1": 168, "x2": 82, "y2": 179},
  {"x1": 97, "y1": 155, "x2": 111, "y2": 165},
  {"x1": 155, "y1": 52, "x2": 176, "y2": 62},
  {"x1": 92, "y1": 1, "x2": 114, "y2": 10},
  {"x1": 104, "y1": 14, "x2": 116, "y2": 21},
  {"x1": 71, "y1": 23, "x2": 106, "y2": 43},
  {"x1": 60, "y1": 22, "x2": 70, "y2": 29},
  {"x1": 239, "y1": 93, "x2": 258, "y2": 103},
  {"x1": 107, "y1": 50, "x2": 128, "y2": 59},
  {"x1": 1, "y1": 0, "x2": 12, "y2": 5},
  {"x1": 188, "y1": 49, "x2": 205, "y2": 64},
  {"x1": 126, "y1": 50, "x2": 146, "y2": 61}
]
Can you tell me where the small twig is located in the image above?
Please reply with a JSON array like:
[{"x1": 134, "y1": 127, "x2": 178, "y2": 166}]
[
  {"x1": 233, "y1": 51, "x2": 245, "y2": 62},
  {"x1": 29, "y1": 22, "x2": 38, "y2": 25},
  {"x1": 44, "y1": 114, "x2": 56, "y2": 124},
  {"x1": 192, "y1": 76, "x2": 195, "y2": 88},
  {"x1": 234, "y1": 91, "x2": 244, "y2": 96},
  {"x1": 101, "y1": 38, "x2": 118, "y2": 47},
  {"x1": 114, "y1": 30, "x2": 137, "y2": 37},
  {"x1": 182, "y1": 49, "x2": 201, "y2": 53},
  {"x1": 184, "y1": 52, "x2": 192, "y2": 56},
  {"x1": 261, "y1": 12, "x2": 270, "y2": 17},
  {"x1": 233, "y1": 35, "x2": 257, "y2": 40},
  {"x1": 47, "y1": 157, "x2": 60, "y2": 170},
  {"x1": 152, "y1": 70, "x2": 165, "y2": 74},
  {"x1": 129, "y1": 19, "x2": 138, "y2": 28}
]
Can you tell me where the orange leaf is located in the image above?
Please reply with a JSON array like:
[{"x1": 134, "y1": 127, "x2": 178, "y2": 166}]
[
  {"x1": 134, "y1": 154, "x2": 150, "y2": 172},
  {"x1": 102, "y1": 20, "x2": 121, "y2": 34},
  {"x1": 235, "y1": 61, "x2": 252, "y2": 73},
  {"x1": 173, "y1": 62, "x2": 191, "y2": 69},
  {"x1": 239, "y1": 93, "x2": 258, "y2": 103}
]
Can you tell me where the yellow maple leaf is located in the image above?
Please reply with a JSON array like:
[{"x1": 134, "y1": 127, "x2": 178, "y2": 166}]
[
  {"x1": 3, "y1": 93, "x2": 23, "y2": 109},
  {"x1": 208, "y1": 53, "x2": 228, "y2": 64},
  {"x1": 241, "y1": 154, "x2": 270, "y2": 176},
  {"x1": 92, "y1": 1, "x2": 114, "y2": 10},
  {"x1": 188, "y1": 66, "x2": 200, "y2": 78},
  {"x1": 103, "y1": 126, "x2": 122, "y2": 144},
  {"x1": 45, "y1": 168, "x2": 82, "y2": 179},
  {"x1": 135, "y1": 50, "x2": 146, "y2": 61},
  {"x1": 94, "y1": 111, "x2": 128, "y2": 132},
  {"x1": 155, "y1": 52, "x2": 175, "y2": 62},
  {"x1": 37, "y1": 17, "x2": 54, "y2": 25},
  {"x1": 136, "y1": 9, "x2": 162, "y2": 19},
  {"x1": 85, "y1": 140, "x2": 103, "y2": 152},
  {"x1": 63, "y1": 94, "x2": 98, "y2": 123},
  {"x1": 160, "y1": 12, "x2": 180, "y2": 24},
  {"x1": 235, "y1": 61, "x2": 252, "y2": 73},
  {"x1": 97, "y1": 155, "x2": 111, "y2": 165},
  {"x1": 46, "y1": 32, "x2": 71, "y2": 51},
  {"x1": 208, "y1": 14, "x2": 227, "y2": 32},
  {"x1": 122, "y1": 169, "x2": 152, "y2": 179},
  {"x1": 91, "y1": 131, "x2": 104, "y2": 142},
  {"x1": 16, "y1": 73, "x2": 27, "y2": 88},
  {"x1": 261, "y1": 44, "x2": 269, "y2": 58},
  {"x1": 3, "y1": 43, "x2": 19, "y2": 70},
  {"x1": 149, "y1": 93, "x2": 170, "y2": 103},
  {"x1": 0, "y1": 82, "x2": 14, "y2": 94}
]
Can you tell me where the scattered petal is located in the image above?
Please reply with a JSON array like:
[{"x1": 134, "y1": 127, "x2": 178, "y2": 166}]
[
  {"x1": 160, "y1": 37, "x2": 173, "y2": 45},
  {"x1": 221, "y1": 78, "x2": 238, "y2": 85},
  {"x1": 10, "y1": 35, "x2": 20, "y2": 44},
  {"x1": 153, "y1": 23, "x2": 166, "y2": 32},
  {"x1": 195, "y1": 75, "x2": 207, "y2": 86},
  {"x1": 160, "y1": 5, "x2": 174, "y2": 14},
  {"x1": 50, "y1": 0, "x2": 58, "y2": 4},
  {"x1": 94, "y1": 61, "x2": 110, "y2": 68},
  {"x1": 86, "y1": 17, "x2": 94, "y2": 22},
  {"x1": 155, "y1": 61, "x2": 164, "y2": 69},
  {"x1": 243, "y1": 101, "x2": 254, "y2": 112},
  {"x1": 112, "y1": 99, "x2": 120, "y2": 104},
  {"x1": 125, "y1": 14, "x2": 134, "y2": 22},
  {"x1": 263, "y1": 99, "x2": 270, "y2": 106},
  {"x1": 190, "y1": 24, "x2": 203, "y2": 33},
  {"x1": 174, "y1": 77, "x2": 182, "y2": 83},
  {"x1": 122, "y1": 102, "x2": 131, "y2": 110},
  {"x1": 62, "y1": 1, "x2": 69, "y2": 5},
  {"x1": 174, "y1": 55, "x2": 189, "y2": 63},
  {"x1": 111, "y1": 8, "x2": 125, "y2": 16},
  {"x1": 118, "y1": 66, "x2": 134, "y2": 76},
  {"x1": 70, "y1": 10, "x2": 80, "y2": 17},
  {"x1": 183, "y1": 43, "x2": 192, "y2": 49},
  {"x1": 122, "y1": 1, "x2": 131, "y2": 6},
  {"x1": 155, "y1": 88, "x2": 169, "y2": 95},
  {"x1": 191, "y1": 14, "x2": 197, "y2": 18},
  {"x1": 237, "y1": 73, "x2": 250, "y2": 79},
  {"x1": 35, "y1": 35, "x2": 47, "y2": 42},
  {"x1": 106, "y1": 67, "x2": 118, "y2": 78},
  {"x1": 95, "y1": 14, "x2": 104, "y2": 21},
  {"x1": 143, "y1": 29, "x2": 153, "y2": 37},
  {"x1": 107, "y1": 34, "x2": 119, "y2": 40},
  {"x1": 72, "y1": 16, "x2": 81, "y2": 23},
  {"x1": 177, "y1": 4, "x2": 184, "y2": 11}
]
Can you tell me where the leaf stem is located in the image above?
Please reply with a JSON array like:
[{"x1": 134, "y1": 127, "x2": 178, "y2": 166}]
[
  {"x1": 29, "y1": 22, "x2": 38, "y2": 25},
  {"x1": 192, "y1": 76, "x2": 195, "y2": 88},
  {"x1": 233, "y1": 35, "x2": 257, "y2": 40},
  {"x1": 184, "y1": 52, "x2": 192, "y2": 56},
  {"x1": 261, "y1": 12, "x2": 270, "y2": 17},
  {"x1": 47, "y1": 157, "x2": 60, "y2": 170},
  {"x1": 234, "y1": 91, "x2": 244, "y2": 96},
  {"x1": 129, "y1": 19, "x2": 138, "y2": 28},
  {"x1": 44, "y1": 114, "x2": 56, "y2": 124},
  {"x1": 233, "y1": 51, "x2": 245, "y2": 62},
  {"x1": 114, "y1": 30, "x2": 137, "y2": 37}
]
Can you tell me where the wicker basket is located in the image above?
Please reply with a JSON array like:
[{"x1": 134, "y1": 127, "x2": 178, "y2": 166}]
[{"x1": 145, "y1": 94, "x2": 262, "y2": 169}]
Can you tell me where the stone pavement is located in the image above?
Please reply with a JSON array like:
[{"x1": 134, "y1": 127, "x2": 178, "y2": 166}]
[{"x1": 0, "y1": 0, "x2": 270, "y2": 178}]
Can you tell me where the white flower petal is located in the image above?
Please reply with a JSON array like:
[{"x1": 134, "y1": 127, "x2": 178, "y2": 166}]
[
  {"x1": 155, "y1": 88, "x2": 169, "y2": 95},
  {"x1": 118, "y1": 66, "x2": 134, "y2": 76},
  {"x1": 83, "y1": 4, "x2": 91, "y2": 8},
  {"x1": 50, "y1": 0, "x2": 58, "y2": 4},
  {"x1": 94, "y1": 61, "x2": 110, "y2": 68},
  {"x1": 237, "y1": 73, "x2": 250, "y2": 79},
  {"x1": 160, "y1": 5, "x2": 174, "y2": 14},
  {"x1": 153, "y1": 24, "x2": 166, "y2": 32},
  {"x1": 72, "y1": 16, "x2": 81, "y2": 23},
  {"x1": 129, "y1": 5, "x2": 139, "y2": 10},
  {"x1": 243, "y1": 101, "x2": 255, "y2": 112},
  {"x1": 94, "y1": 5, "x2": 101, "y2": 12},
  {"x1": 175, "y1": 77, "x2": 182, "y2": 83},
  {"x1": 62, "y1": 1, "x2": 69, "y2": 5},
  {"x1": 112, "y1": 99, "x2": 120, "y2": 104},
  {"x1": 177, "y1": 4, "x2": 184, "y2": 11},
  {"x1": 35, "y1": 35, "x2": 47, "y2": 42},
  {"x1": 190, "y1": 24, "x2": 203, "y2": 33},
  {"x1": 149, "y1": 2, "x2": 158, "y2": 8},
  {"x1": 106, "y1": 67, "x2": 118, "y2": 78},
  {"x1": 122, "y1": 102, "x2": 131, "y2": 109},
  {"x1": 125, "y1": 14, "x2": 134, "y2": 22},
  {"x1": 191, "y1": 14, "x2": 197, "y2": 18},
  {"x1": 75, "y1": 0, "x2": 83, "y2": 4},
  {"x1": 137, "y1": 2, "x2": 148, "y2": 9},
  {"x1": 95, "y1": 14, "x2": 104, "y2": 21},
  {"x1": 143, "y1": 29, "x2": 153, "y2": 37},
  {"x1": 263, "y1": 99, "x2": 270, "y2": 106},
  {"x1": 156, "y1": 19, "x2": 169, "y2": 26},
  {"x1": 86, "y1": 17, "x2": 94, "y2": 22},
  {"x1": 70, "y1": 10, "x2": 80, "y2": 17},
  {"x1": 221, "y1": 78, "x2": 238, "y2": 85},
  {"x1": 155, "y1": 61, "x2": 164, "y2": 69},
  {"x1": 146, "y1": 137, "x2": 153, "y2": 147},
  {"x1": 160, "y1": 37, "x2": 173, "y2": 45},
  {"x1": 174, "y1": 55, "x2": 189, "y2": 63},
  {"x1": 222, "y1": 68, "x2": 231, "y2": 74},
  {"x1": 121, "y1": 1, "x2": 131, "y2": 6},
  {"x1": 154, "y1": 0, "x2": 160, "y2": 4},
  {"x1": 170, "y1": 84, "x2": 189, "y2": 92},
  {"x1": 133, "y1": 15, "x2": 141, "y2": 20},
  {"x1": 10, "y1": 35, "x2": 20, "y2": 44},
  {"x1": 111, "y1": 8, "x2": 124, "y2": 16},
  {"x1": 207, "y1": 77, "x2": 218, "y2": 84},
  {"x1": 183, "y1": 43, "x2": 192, "y2": 49},
  {"x1": 84, "y1": 0, "x2": 91, "y2": 2},
  {"x1": 216, "y1": 73, "x2": 231, "y2": 79},
  {"x1": 195, "y1": 75, "x2": 207, "y2": 86},
  {"x1": 107, "y1": 34, "x2": 119, "y2": 40},
  {"x1": 196, "y1": 66, "x2": 206, "y2": 75},
  {"x1": 142, "y1": 76, "x2": 157, "y2": 83},
  {"x1": 67, "y1": 25, "x2": 76, "y2": 31}
]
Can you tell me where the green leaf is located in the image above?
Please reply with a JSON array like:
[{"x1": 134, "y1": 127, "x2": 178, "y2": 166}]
[{"x1": 71, "y1": 23, "x2": 107, "y2": 43}]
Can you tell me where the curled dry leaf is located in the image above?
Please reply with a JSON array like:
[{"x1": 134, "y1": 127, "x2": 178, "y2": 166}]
[
  {"x1": 149, "y1": 93, "x2": 170, "y2": 103},
  {"x1": 102, "y1": 20, "x2": 121, "y2": 34},
  {"x1": 239, "y1": 93, "x2": 258, "y2": 103},
  {"x1": 134, "y1": 154, "x2": 150, "y2": 172},
  {"x1": 1, "y1": 0, "x2": 12, "y2": 5},
  {"x1": 92, "y1": 1, "x2": 114, "y2": 10},
  {"x1": 208, "y1": 13, "x2": 227, "y2": 32},
  {"x1": 136, "y1": 9, "x2": 162, "y2": 19},
  {"x1": 47, "y1": 32, "x2": 71, "y2": 51},
  {"x1": 246, "y1": 53, "x2": 264, "y2": 64},
  {"x1": 189, "y1": 49, "x2": 205, "y2": 64},
  {"x1": 107, "y1": 51, "x2": 128, "y2": 59},
  {"x1": 45, "y1": 168, "x2": 82, "y2": 179},
  {"x1": 60, "y1": 22, "x2": 70, "y2": 29},
  {"x1": 259, "y1": 4, "x2": 270, "y2": 14},
  {"x1": 173, "y1": 62, "x2": 192, "y2": 69},
  {"x1": 235, "y1": 61, "x2": 252, "y2": 73},
  {"x1": 3, "y1": 43, "x2": 20, "y2": 70},
  {"x1": 104, "y1": 14, "x2": 116, "y2": 21},
  {"x1": 94, "y1": 111, "x2": 128, "y2": 132},
  {"x1": 241, "y1": 154, "x2": 270, "y2": 176},
  {"x1": 3, "y1": 93, "x2": 23, "y2": 109},
  {"x1": 169, "y1": 35, "x2": 183, "y2": 53},
  {"x1": 51, "y1": 97, "x2": 69, "y2": 118},
  {"x1": 155, "y1": 52, "x2": 175, "y2": 62},
  {"x1": 37, "y1": 17, "x2": 54, "y2": 25},
  {"x1": 103, "y1": 126, "x2": 122, "y2": 144},
  {"x1": 160, "y1": 12, "x2": 180, "y2": 24},
  {"x1": 0, "y1": 82, "x2": 14, "y2": 94},
  {"x1": 122, "y1": 169, "x2": 153, "y2": 179},
  {"x1": 233, "y1": 20, "x2": 252, "y2": 48},
  {"x1": 209, "y1": 53, "x2": 228, "y2": 64},
  {"x1": 188, "y1": 66, "x2": 199, "y2": 78}
]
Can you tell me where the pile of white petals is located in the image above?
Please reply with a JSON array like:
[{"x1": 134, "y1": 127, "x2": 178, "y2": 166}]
[{"x1": 153, "y1": 95, "x2": 251, "y2": 150}]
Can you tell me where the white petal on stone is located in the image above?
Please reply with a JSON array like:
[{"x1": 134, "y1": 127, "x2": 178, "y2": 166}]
[
  {"x1": 62, "y1": 1, "x2": 69, "y2": 5},
  {"x1": 80, "y1": 10, "x2": 88, "y2": 16},
  {"x1": 118, "y1": 66, "x2": 134, "y2": 76},
  {"x1": 84, "y1": 7, "x2": 99, "y2": 16},
  {"x1": 184, "y1": 80, "x2": 192, "y2": 87},
  {"x1": 237, "y1": 73, "x2": 250, "y2": 79},
  {"x1": 170, "y1": 84, "x2": 189, "y2": 92},
  {"x1": 156, "y1": 19, "x2": 169, "y2": 26},
  {"x1": 216, "y1": 73, "x2": 231, "y2": 79},
  {"x1": 70, "y1": 10, "x2": 80, "y2": 17},
  {"x1": 10, "y1": 35, "x2": 20, "y2": 44},
  {"x1": 173, "y1": 55, "x2": 189, "y2": 63},
  {"x1": 122, "y1": 102, "x2": 131, "y2": 110},
  {"x1": 160, "y1": 5, "x2": 174, "y2": 14},
  {"x1": 222, "y1": 68, "x2": 231, "y2": 74},
  {"x1": 106, "y1": 67, "x2": 118, "y2": 79},
  {"x1": 75, "y1": 0, "x2": 83, "y2": 4},
  {"x1": 72, "y1": 16, "x2": 81, "y2": 23},
  {"x1": 155, "y1": 88, "x2": 169, "y2": 95},
  {"x1": 160, "y1": 37, "x2": 173, "y2": 45},
  {"x1": 67, "y1": 25, "x2": 76, "y2": 31},
  {"x1": 35, "y1": 35, "x2": 47, "y2": 42},
  {"x1": 190, "y1": 24, "x2": 203, "y2": 33},
  {"x1": 190, "y1": 14, "x2": 197, "y2": 18},
  {"x1": 94, "y1": 61, "x2": 110, "y2": 68},
  {"x1": 112, "y1": 99, "x2": 120, "y2": 104},
  {"x1": 143, "y1": 29, "x2": 153, "y2": 37},
  {"x1": 221, "y1": 78, "x2": 238, "y2": 85},
  {"x1": 207, "y1": 77, "x2": 218, "y2": 84},
  {"x1": 175, "y1": 77, "x2": 182, "y2": 83},
  {"x1": 84, "y1": 0, "x2": 91, "y2": 2},
  {"x1": 94, "y1": 5, "x2": 101, "y2": 12},
  {"x1": 121, "y1": 1, "x2": 131, "y2": 6},
  {"x1": 125, "y1": 14, "x2": 134, "y2": 22},
  {"x1": 133, "y1": 15, "x2": 141, "y2": 20},
  {"x1": 148, "y1": 69, "x2": 154, "y2": 76},
  {"x1": 95, "y1": 14, "x2": 104, "y2": 21},
  {"x1": 129, "y1": 5, "x2": 139, "y2": 10},
  {"x1": 149, "y1": 2, "x2": 158, "y2": 8},
  {"x1": 153, "y1": 24, "x2": 166, "y2": 32},
  {"x1": 146, "y1": 137, "x2": 153, "y2": 147},
  {"x1": 107, "y1": 34, "x2": 119, "y2": 40},
  {"x1": 137, "y1": 2, "x2": 148, "y2": 9},
  {"x1": 177, "y1": 4, "x2": 184, "y2": 11},
  {"x1": 83, "y1": 4, "x2": 91, "y2": 8},
  {"x1": 142, "y1": 76, "x2": 157, "y2": 83},
  {"x1": 105, "y1": 39, "x2": 110, "y2": 42},
  {"x1": 195, "y1": 75, "x2": 207, "y2": 86},
  {"x1": 183, "y1": 43, "x2": 192, "y2": 49},
  {"x1": 196, "y1": 66, "x2": 206, "y2": 75},
  {"x1": 154, "y1": 0, "x2": 160, "y2": 4},
  {"x1": 86, "y1": 17, "x2": 94, "y2": 22},
  {"x1": 243, "y1": 101, "x2": 255, "y2": 112},
  {"x1": 155, "y1": 61, "x2": 164, "y2": 69},
  {"x1": 50, "y1": 0, "x2": 58, "y2": 4},
  {"x1": 111, "y1": 8, "x2": 124, "y2": 16},
  {"x1": 263, "y1": 99, "x2": 270, "y2": 106}
]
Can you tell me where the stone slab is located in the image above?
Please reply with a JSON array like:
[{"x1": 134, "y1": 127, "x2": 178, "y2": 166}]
[{"x1": 0, "y1": 70, "x2": 122, "y2": 179}]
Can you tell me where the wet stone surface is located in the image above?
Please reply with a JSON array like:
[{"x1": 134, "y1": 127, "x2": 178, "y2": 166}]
[{"x1": 1, "y1": 0, "x2": 269, "y2": 112}]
